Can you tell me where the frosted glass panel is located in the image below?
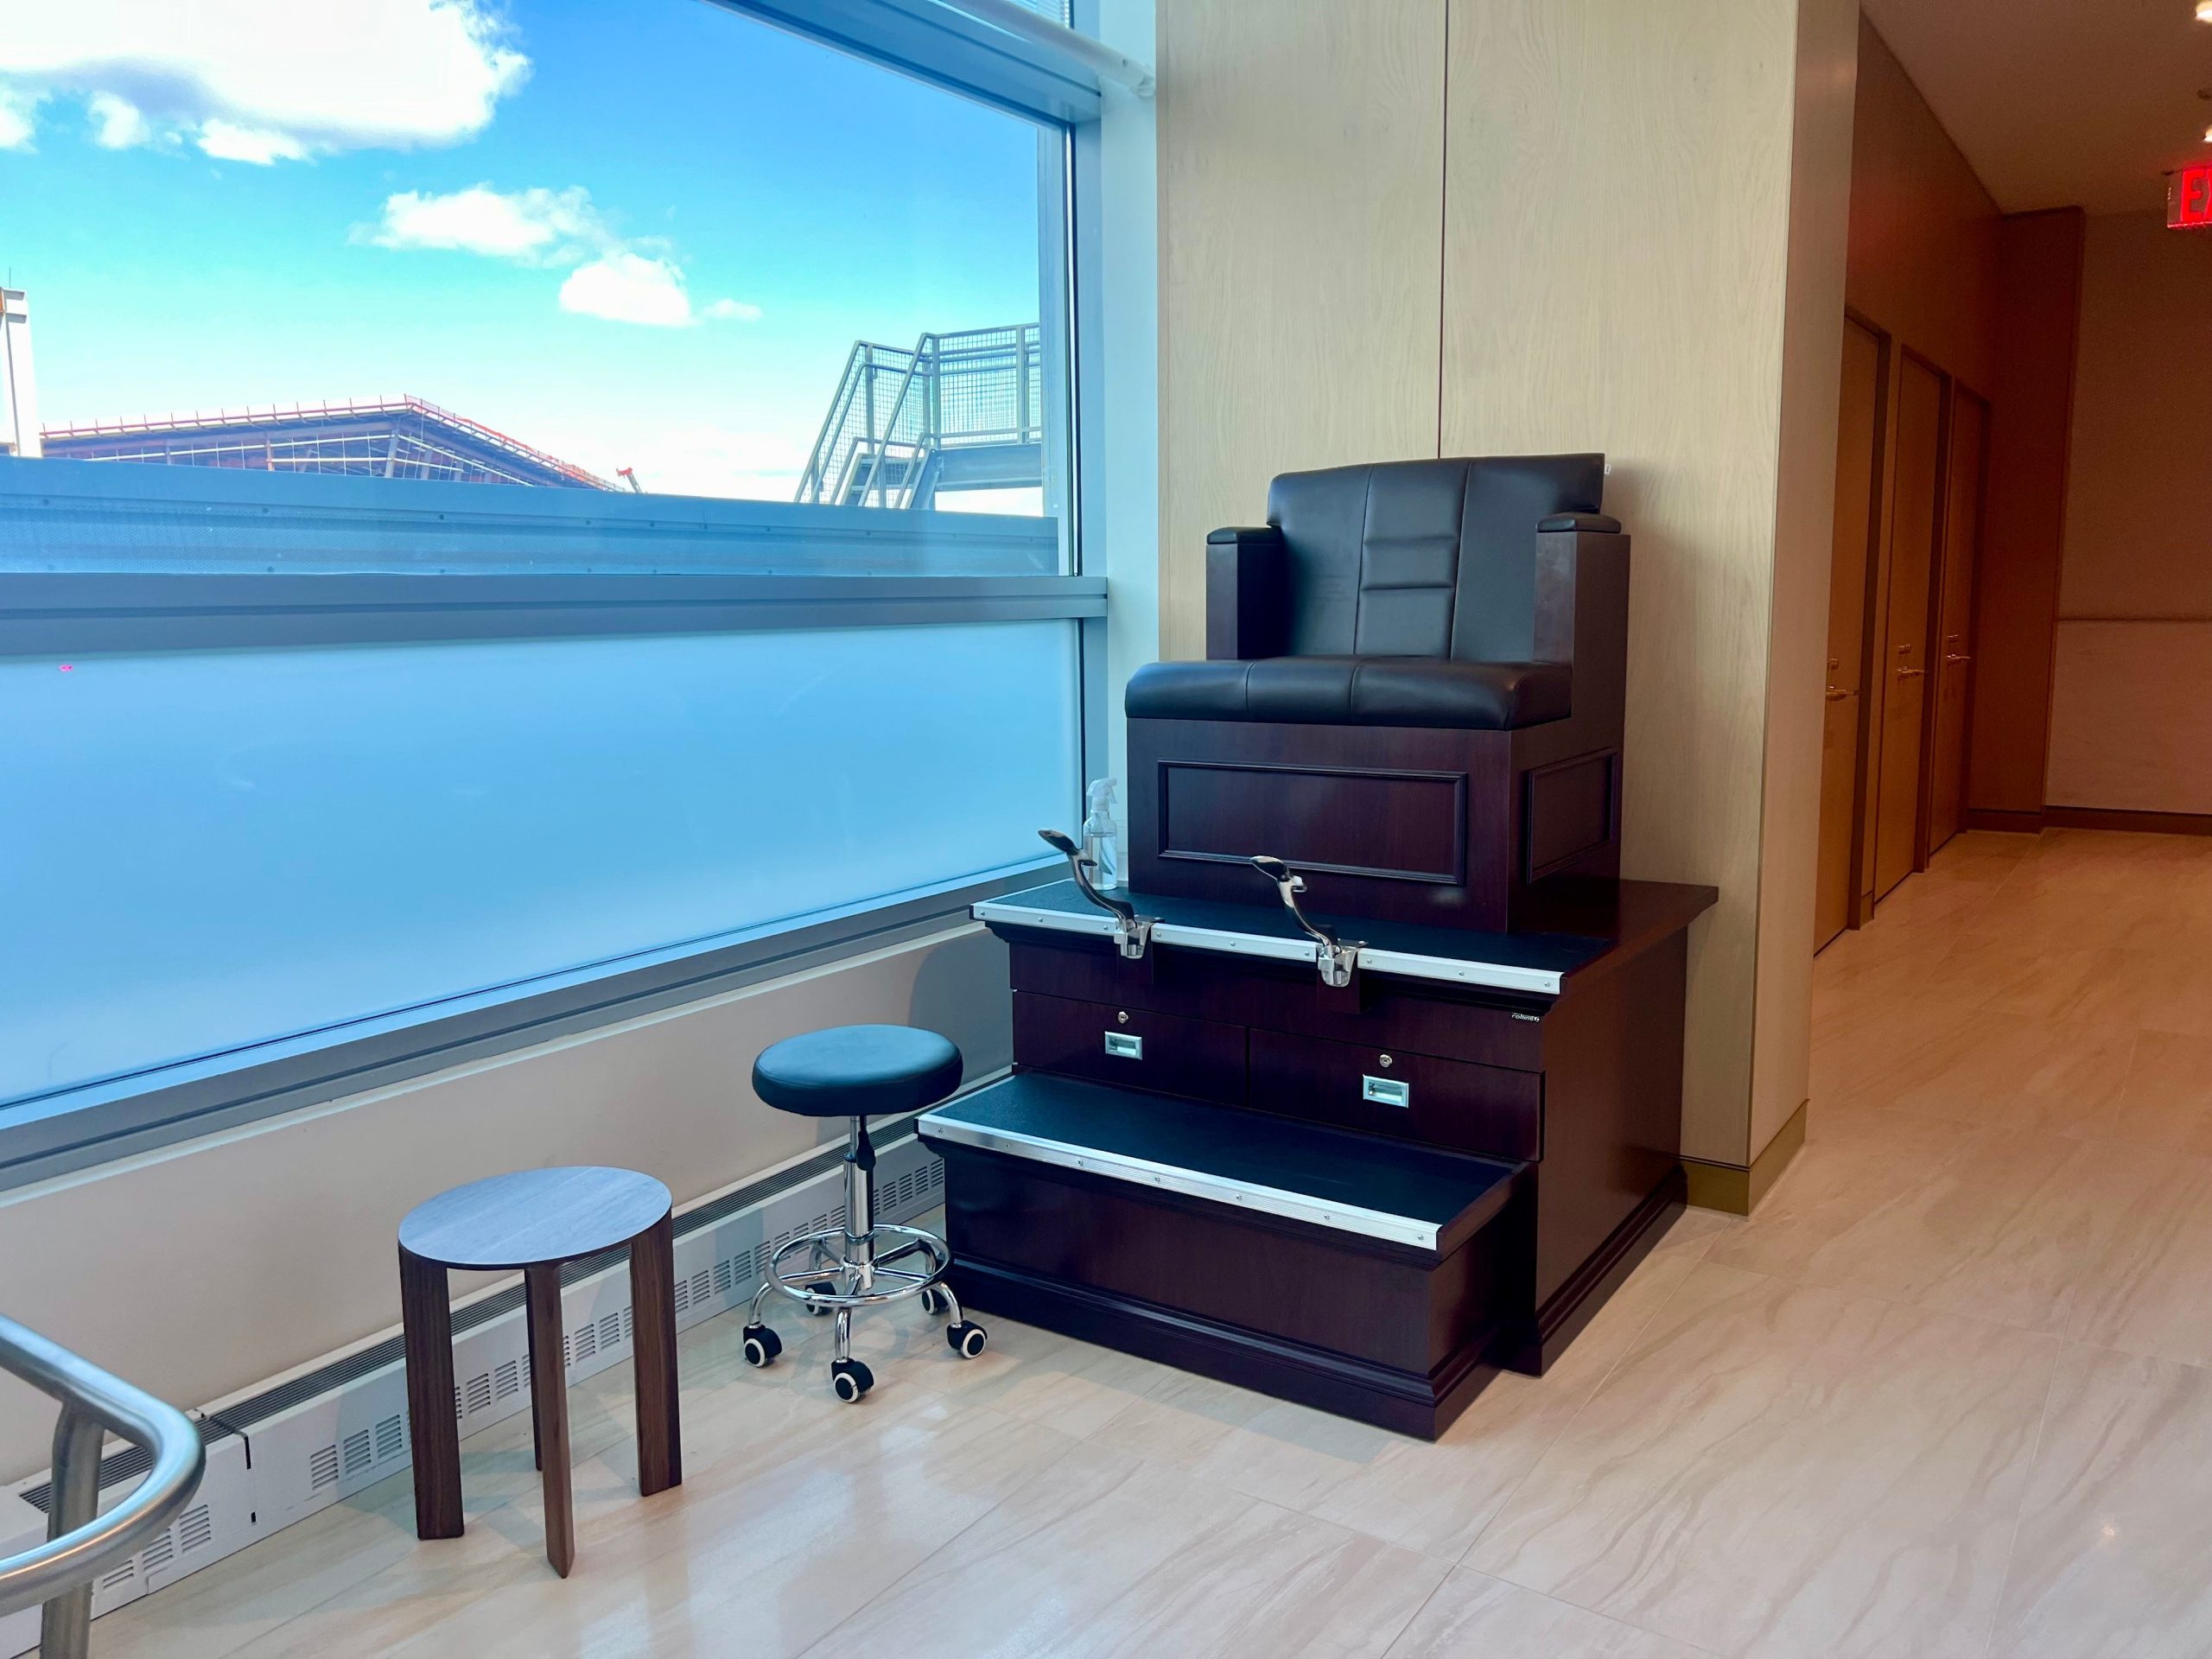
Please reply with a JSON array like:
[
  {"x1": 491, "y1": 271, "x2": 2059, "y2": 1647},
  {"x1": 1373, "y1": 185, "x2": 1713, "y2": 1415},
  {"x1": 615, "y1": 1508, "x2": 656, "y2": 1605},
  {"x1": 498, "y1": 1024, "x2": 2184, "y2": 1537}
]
[{"x1": 3, "y1": 623, "x2": 1080, "y2": 1102}]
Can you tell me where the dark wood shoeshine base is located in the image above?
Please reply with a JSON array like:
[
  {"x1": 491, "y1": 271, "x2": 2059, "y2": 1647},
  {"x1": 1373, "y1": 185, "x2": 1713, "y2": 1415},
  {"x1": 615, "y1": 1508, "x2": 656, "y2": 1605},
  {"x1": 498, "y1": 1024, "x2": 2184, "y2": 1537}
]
[{"x1": 921, "y1": 877, "x2": 1713, "y2": 1440}]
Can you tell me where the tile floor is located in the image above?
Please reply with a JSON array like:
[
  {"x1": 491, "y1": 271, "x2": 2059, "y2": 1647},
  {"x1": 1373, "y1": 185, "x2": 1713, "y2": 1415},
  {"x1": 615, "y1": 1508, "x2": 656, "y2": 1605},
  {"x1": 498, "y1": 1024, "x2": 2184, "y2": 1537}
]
[{"x1": 89, "y1": 830, "x2": 2212, "y2": 1657}]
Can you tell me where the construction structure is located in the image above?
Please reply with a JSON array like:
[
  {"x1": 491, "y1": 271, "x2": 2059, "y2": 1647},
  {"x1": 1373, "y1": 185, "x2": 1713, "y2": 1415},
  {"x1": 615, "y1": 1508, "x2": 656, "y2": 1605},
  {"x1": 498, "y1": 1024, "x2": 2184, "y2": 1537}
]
[
  {"x1": 794, "y1": 323, "x2": 1046, "y2": 509},
  {"x1": 38, "y1": 397, "x2": 613, "y2": 490},
  {"x1": 0, "y1": 287, "x2": 38, "y2": 459}
]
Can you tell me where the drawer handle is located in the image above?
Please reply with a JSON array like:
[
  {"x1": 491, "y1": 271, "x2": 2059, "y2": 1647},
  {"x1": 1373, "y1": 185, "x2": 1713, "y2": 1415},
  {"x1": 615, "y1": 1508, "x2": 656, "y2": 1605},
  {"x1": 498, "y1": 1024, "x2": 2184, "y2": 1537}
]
[
  {"x1": 1103, "y1": 1032, "x2": 1144, "y2": 1060},
  {"x1": 1362, "y1": 1075, "x2": 1410, "y2": 1109}
]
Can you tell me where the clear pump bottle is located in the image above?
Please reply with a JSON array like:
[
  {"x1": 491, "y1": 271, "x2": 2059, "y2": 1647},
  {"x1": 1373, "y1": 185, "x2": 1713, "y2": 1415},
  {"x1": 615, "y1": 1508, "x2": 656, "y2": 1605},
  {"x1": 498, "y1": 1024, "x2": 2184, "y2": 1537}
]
[{"x1": 1081, "y1": 779, "x2": 1122, "y2": 890}]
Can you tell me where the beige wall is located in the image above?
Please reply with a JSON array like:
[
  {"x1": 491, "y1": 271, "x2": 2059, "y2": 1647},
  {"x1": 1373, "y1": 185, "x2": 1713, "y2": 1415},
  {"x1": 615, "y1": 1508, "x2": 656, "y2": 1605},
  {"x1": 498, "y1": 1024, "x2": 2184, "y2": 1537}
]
[
  {"x1": 2047, "y1": 212, "x2": 2212, "y2": 814},
  {"x1": 0, "y1": 928, "x2": 1009, "y2": 1480},
  {"x1": 1159, "y1": 0, "x2": 1857, "y2": 1169},
  {"x1": 1154, "y1": 0, "x2": 1445, "y2": 662},
  {"x1": 1751, "y1": 0, "x2": 1862, "y2": 1155}
]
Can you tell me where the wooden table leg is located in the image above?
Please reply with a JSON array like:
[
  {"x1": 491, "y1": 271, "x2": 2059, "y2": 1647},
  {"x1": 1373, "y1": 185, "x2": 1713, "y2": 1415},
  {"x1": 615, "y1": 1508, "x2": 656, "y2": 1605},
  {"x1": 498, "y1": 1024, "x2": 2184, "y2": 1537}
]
[
  {"x1": 398, "y1": 1245, "x2": 462, "y2": 1541},
  {"x1": 628, "y1": 1211, "x2": 683, "y2": 1497},
  {"x1": 524, "y1": 1263, "x2": 574, "y2": 1579},
  {"x1": 524, "y1": 1287, "x2": 542, "y2": 1473}
]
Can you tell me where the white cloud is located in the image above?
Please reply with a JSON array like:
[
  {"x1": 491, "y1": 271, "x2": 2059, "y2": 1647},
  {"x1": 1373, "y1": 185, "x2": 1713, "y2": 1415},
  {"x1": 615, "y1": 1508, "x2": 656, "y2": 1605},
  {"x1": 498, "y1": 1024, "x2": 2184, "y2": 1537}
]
[
  {"x1": 0, "y1": 87, "x2": 41, "y2": 150},
  {"x1": 364, "y1": 182, "x2": 753, "y2": 332},
  {"x1": 559, "y1": 251, "x2": 695, "y2": 328},
  {"x1": 367, "y1": 185, "x2": 600, "y2": 262},
  {"x1": 0, "y1": 0, "x2": 527, "y2": 161},
  {"x1": 196, "y1": 118, "x2": 305, "y2": 165},
  {"x1": 86, "y1": 91, "x2": 149, "y2": 149}
]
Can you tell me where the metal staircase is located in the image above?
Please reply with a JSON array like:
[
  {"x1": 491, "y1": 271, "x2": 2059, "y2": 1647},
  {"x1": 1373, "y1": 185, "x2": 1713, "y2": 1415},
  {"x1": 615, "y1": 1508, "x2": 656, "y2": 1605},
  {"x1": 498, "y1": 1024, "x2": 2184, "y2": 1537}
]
[{"x1": 794, "y1": 324, "x2": 1046, "y2": 510}]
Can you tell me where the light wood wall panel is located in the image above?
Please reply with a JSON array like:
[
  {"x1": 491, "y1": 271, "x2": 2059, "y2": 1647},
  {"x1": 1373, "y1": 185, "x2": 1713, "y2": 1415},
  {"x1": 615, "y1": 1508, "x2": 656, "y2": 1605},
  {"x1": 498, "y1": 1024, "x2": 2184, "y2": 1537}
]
[
  {"x1": 1440, "y1": 0, "x2": 1808, "y2": 1163},
  {"x1": 2047, "y1": 622, "x2": 2212, "y2": 815},
  {"x1": 1750, "y1": 0, "x2": 1861, "y2": 1159},
  {"x1": 1154, "y1": 0, "x2": 1445, "y2": 662}
]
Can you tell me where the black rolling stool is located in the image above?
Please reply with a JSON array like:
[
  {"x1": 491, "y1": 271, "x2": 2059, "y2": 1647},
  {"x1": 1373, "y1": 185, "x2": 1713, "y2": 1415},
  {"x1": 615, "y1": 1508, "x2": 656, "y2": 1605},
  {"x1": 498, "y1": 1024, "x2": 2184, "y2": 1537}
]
[{"x1": 741, "y1": 1024, "x2": 986, "y2": 1402}]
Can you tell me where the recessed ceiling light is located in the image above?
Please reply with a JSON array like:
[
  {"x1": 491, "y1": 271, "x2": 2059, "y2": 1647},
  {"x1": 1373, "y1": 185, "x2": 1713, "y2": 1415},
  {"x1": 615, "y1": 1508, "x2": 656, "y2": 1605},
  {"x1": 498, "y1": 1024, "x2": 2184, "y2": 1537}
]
[{"x1": 2198, "y1": 0, "x2": 2212, "y2": 22}]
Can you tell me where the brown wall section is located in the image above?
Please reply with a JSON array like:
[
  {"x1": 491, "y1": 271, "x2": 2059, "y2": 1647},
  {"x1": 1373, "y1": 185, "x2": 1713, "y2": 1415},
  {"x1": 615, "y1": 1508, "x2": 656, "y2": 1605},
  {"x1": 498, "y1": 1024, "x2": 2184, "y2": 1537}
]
[
  {"x1": 1969, "y1": 208, "x2": 2084, "y2": 821},
  {"x1": 1844, "y1": 20, "x2": 1998, "y2": 388}
]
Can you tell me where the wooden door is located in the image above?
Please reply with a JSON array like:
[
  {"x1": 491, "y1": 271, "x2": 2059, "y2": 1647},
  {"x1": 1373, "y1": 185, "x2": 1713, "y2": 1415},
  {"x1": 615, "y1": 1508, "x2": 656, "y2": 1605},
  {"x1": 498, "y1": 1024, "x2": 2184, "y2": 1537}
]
[
  {"x1": 1927, "y1": 386, "x2": 1987, "y2": 854},
  {"x1": 1815, "y1": 321, "x2": 1884, "y2": 949},
  {"x1": 1873, "y1": 355, "x2": 1944, "y2": 901}
]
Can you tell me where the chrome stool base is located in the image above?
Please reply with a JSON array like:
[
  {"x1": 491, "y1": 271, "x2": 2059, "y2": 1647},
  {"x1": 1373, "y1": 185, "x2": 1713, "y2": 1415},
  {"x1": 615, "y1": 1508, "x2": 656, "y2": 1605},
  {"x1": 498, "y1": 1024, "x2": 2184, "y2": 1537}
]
[{"x1": 740, "y1": 1124, "x2": 985, "y2": 1402}]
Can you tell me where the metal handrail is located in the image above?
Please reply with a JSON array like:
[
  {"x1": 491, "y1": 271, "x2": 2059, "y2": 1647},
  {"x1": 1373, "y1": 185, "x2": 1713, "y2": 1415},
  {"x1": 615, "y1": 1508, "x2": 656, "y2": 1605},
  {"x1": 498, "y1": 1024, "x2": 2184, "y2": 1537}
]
[{"x1": 0, "y1": 1313, "x2": 205, "y2": 1659}]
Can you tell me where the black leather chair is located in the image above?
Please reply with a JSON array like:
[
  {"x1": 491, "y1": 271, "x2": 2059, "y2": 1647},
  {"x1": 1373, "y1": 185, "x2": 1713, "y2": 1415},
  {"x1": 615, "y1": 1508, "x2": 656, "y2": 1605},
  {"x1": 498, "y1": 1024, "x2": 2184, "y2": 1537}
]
[{"x1": 1126, "y1": 455, "x2": 1630, "y2": 931}]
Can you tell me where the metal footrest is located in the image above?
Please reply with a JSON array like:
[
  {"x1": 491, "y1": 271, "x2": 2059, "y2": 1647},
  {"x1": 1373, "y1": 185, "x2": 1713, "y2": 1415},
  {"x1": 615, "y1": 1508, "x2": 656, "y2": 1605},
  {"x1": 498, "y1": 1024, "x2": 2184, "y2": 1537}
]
[{"x1": 763, "y1": 1223, "x2": 950, "y2": 1312}]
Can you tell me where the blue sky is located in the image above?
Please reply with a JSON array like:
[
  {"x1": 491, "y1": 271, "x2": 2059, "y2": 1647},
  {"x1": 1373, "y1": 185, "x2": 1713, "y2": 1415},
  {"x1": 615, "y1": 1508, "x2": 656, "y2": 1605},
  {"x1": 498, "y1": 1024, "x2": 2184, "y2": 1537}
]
[{"x1": 0, "y1": 1, "x2": 1053, "y2": 497}]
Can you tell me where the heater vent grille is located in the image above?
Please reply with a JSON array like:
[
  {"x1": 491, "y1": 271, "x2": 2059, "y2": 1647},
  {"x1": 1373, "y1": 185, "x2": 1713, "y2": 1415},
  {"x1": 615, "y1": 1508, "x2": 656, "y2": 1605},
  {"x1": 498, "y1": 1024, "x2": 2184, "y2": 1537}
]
[{"x1": 308, "y1": 1444, "x2": 340, "y2": 1490}]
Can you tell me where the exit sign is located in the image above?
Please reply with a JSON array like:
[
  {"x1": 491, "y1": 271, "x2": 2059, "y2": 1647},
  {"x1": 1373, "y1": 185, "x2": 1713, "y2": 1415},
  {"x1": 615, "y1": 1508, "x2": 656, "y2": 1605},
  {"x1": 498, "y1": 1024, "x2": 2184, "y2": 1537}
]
[{"x1": 2171, "y1": 163, "x2": 2212, "y2": 228}]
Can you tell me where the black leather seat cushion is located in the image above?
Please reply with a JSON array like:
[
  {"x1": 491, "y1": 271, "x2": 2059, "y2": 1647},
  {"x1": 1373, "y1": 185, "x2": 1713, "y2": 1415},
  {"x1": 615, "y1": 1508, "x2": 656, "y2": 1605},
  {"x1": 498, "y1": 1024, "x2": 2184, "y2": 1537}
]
[
  {"x1": 752, "y1": 1025, "x2": 964, "y2": 1118},
  {"x1": 1125, "y1": 656, "x2": 1572, "y2": 730}
]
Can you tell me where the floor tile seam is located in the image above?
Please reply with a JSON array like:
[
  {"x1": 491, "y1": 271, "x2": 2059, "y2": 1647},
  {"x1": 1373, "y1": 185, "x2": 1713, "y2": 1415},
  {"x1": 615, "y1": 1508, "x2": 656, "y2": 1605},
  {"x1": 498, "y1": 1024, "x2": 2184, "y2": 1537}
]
[
  {"x1": 1449, "y1": 1239, "x2": 1717, "y2": 1579},
  {"x1": 1967, "y1": 1329, "x2": 2066, "y2": 1659},
  {"x1": 786, "y1": 1421, "x2": 1093, "y2": 1659}
]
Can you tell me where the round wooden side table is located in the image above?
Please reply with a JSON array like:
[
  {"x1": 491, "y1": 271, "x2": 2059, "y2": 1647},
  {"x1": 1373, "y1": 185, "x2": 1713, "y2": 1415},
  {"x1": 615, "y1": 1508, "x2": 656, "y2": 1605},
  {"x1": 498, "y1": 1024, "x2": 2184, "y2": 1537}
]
[{"x1": 397, "y1": 1166, "x2": 683, "y2": 1578}]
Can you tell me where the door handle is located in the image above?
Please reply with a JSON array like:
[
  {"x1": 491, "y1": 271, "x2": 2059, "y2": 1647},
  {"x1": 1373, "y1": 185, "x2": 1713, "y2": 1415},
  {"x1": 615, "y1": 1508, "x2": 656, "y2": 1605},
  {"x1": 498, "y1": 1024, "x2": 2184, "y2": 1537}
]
[
  {"x1": 1896, "y1": 666, "x2": 1925, "y2": 679},
  {"x1": 1103, "y1": 1032, "x2": 1143, "y2": 1060},
  {"x1": 1944, "y1": 653, "x2": 1972, "y2": 664},
  {"x1": 1825, "y1": 686, "x2": 1851, "y2": 702}
]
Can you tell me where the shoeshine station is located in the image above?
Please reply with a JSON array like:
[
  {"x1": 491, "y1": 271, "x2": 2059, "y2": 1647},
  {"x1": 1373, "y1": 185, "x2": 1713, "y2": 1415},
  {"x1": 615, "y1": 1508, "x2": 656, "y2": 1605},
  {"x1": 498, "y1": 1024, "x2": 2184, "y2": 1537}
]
[{"x1": 745, "y1": 454, "x2": 1713, "y2": 1439}]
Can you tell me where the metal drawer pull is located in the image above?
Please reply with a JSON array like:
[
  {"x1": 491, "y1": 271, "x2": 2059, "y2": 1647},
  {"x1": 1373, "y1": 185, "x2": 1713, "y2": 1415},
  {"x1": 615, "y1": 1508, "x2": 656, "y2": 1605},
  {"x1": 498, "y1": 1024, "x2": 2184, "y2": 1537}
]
[
  {"x1": 1103, "y1": 1032, "x2": 1143, "y2": 1060},
  {"x1": 1362, "y1": 1075, "x2": 1410, "y2": 1109}
]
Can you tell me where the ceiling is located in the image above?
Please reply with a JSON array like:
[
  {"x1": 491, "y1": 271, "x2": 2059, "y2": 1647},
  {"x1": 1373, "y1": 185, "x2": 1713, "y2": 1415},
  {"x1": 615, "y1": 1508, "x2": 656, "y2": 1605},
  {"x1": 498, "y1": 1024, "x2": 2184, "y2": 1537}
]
[{"x1": 1860, "y1": 0, "x2": 2212, "y2": 215}]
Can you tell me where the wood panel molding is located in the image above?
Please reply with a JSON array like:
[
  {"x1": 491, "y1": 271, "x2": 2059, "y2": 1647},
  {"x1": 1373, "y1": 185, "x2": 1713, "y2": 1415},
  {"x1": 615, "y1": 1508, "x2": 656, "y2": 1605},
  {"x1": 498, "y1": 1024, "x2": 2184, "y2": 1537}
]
[{"x1": 2044, "y1": 806, "x2": 2212, "y2": 837}]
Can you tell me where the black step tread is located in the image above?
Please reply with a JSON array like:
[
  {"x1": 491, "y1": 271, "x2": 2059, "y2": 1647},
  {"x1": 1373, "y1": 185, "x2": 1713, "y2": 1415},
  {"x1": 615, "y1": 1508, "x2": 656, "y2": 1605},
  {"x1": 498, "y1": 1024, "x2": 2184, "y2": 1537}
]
[{"x1": 919, "y1": 1072, "x2": 1518, "y2": 1256}]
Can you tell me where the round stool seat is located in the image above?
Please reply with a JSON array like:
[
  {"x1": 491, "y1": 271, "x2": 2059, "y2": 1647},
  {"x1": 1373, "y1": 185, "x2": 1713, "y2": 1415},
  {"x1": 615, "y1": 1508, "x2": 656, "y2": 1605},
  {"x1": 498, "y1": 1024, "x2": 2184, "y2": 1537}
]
[
  {"x1": 752, "y1": 1024, "x2": 963, "y2": 1118},
  {"x1": 399, "y1": 1166, "x2": 672, "y2": 1271}
]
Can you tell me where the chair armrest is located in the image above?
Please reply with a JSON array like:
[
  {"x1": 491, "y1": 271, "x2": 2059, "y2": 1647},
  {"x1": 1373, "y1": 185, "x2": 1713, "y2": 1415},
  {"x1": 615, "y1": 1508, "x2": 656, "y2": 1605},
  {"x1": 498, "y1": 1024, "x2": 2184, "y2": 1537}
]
[
  {"x1": 1205, "y1": 525, "x2": 1290, "y2": 661},
  {"x1": 1531, "y1": 518, "x2": 1630, "y2": 743}
]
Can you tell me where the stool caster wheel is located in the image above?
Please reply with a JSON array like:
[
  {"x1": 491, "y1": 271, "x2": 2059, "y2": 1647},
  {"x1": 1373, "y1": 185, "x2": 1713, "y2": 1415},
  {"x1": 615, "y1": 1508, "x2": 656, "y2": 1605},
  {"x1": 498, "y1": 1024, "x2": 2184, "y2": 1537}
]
[
  {"x1": 803, "y1": 1281, "x2": 836, "y2": 1313},
  {"x1": 947, "y1": 1321, "x2": 988, "y2": 1359},
  {"x1": 741, "y1": 1324, "x2": 781, "y2": 1368},
  {"x1": 919, "y1": 1286, "x2": 951, "y2": 1316},
  {"x1": 830, "y1": 1358, "x2": 874, "y2": 1403}
]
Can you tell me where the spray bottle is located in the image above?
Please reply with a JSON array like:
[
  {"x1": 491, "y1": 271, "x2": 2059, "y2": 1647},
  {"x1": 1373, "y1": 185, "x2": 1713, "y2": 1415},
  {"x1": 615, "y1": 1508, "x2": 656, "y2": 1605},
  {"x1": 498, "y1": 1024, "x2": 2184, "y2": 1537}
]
[{"x1": 1081, "y1": 778, "x2": 1122, "y2": 890}]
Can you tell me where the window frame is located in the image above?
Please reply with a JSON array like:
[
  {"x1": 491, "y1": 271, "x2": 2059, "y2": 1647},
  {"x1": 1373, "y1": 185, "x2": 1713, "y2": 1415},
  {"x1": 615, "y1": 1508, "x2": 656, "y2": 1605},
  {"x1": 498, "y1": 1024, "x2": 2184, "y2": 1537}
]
[{"x1": 0, "y1": 0, "x2": 1119, "y2": 1190}]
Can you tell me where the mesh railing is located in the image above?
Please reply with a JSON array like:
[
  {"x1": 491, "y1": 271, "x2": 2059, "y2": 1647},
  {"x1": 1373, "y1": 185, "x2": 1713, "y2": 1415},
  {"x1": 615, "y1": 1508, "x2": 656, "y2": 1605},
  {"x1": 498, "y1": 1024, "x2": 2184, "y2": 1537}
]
[{"x1": 796, "y1": 323, "x2": 1045, "y2": 508}]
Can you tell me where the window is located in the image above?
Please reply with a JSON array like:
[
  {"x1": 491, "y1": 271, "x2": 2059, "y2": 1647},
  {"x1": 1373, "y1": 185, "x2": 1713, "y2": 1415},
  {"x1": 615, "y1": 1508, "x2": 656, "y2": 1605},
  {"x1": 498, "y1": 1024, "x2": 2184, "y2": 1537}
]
[{"x1": 0, "y1": 0, "x2": 1119, "y2": 1172}]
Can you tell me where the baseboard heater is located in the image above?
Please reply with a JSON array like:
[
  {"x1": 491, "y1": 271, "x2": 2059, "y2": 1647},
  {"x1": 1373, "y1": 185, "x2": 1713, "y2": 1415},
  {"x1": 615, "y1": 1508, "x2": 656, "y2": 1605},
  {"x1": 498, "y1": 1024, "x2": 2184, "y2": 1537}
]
[{"x1": 0, "y1": 1116, "x2": 953, "y2": 1655}]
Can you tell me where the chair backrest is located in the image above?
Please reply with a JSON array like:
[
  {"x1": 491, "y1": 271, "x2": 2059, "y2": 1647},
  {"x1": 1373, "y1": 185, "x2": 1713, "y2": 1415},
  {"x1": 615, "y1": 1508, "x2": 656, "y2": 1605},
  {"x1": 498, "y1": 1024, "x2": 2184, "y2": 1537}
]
[{"x1": 1264, "y1": 454, "x2": 1605, "y2": 662}]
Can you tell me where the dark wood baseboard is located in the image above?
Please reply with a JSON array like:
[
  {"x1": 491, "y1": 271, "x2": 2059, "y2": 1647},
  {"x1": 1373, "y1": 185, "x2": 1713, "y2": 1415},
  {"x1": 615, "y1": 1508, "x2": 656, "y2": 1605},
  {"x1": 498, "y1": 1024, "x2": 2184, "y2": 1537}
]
[
  {"x1": 2044, "y1": 805, "x2": 2212, "y2": 837},
  {"x1": 949, "y1": 1257, "x2": 1500, "y2": 1440},
  {"x1": 1962, "y1": 807, "x2": 2045, "y2": 834},
  {"x1": 1495, "y1": 1167, "x2": 1685, "y2": 1374}
]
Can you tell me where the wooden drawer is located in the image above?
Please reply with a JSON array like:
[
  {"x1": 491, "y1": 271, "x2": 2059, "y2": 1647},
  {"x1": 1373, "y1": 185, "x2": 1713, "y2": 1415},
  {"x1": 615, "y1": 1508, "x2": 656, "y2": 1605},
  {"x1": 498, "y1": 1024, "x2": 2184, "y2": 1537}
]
[
  {"x1": 1013, "y1": 991, "x2": 1247, "y2": 1106},
  {"x1": 1248, "y1": 1030, "x2": 1541, "y2": 1160}
]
